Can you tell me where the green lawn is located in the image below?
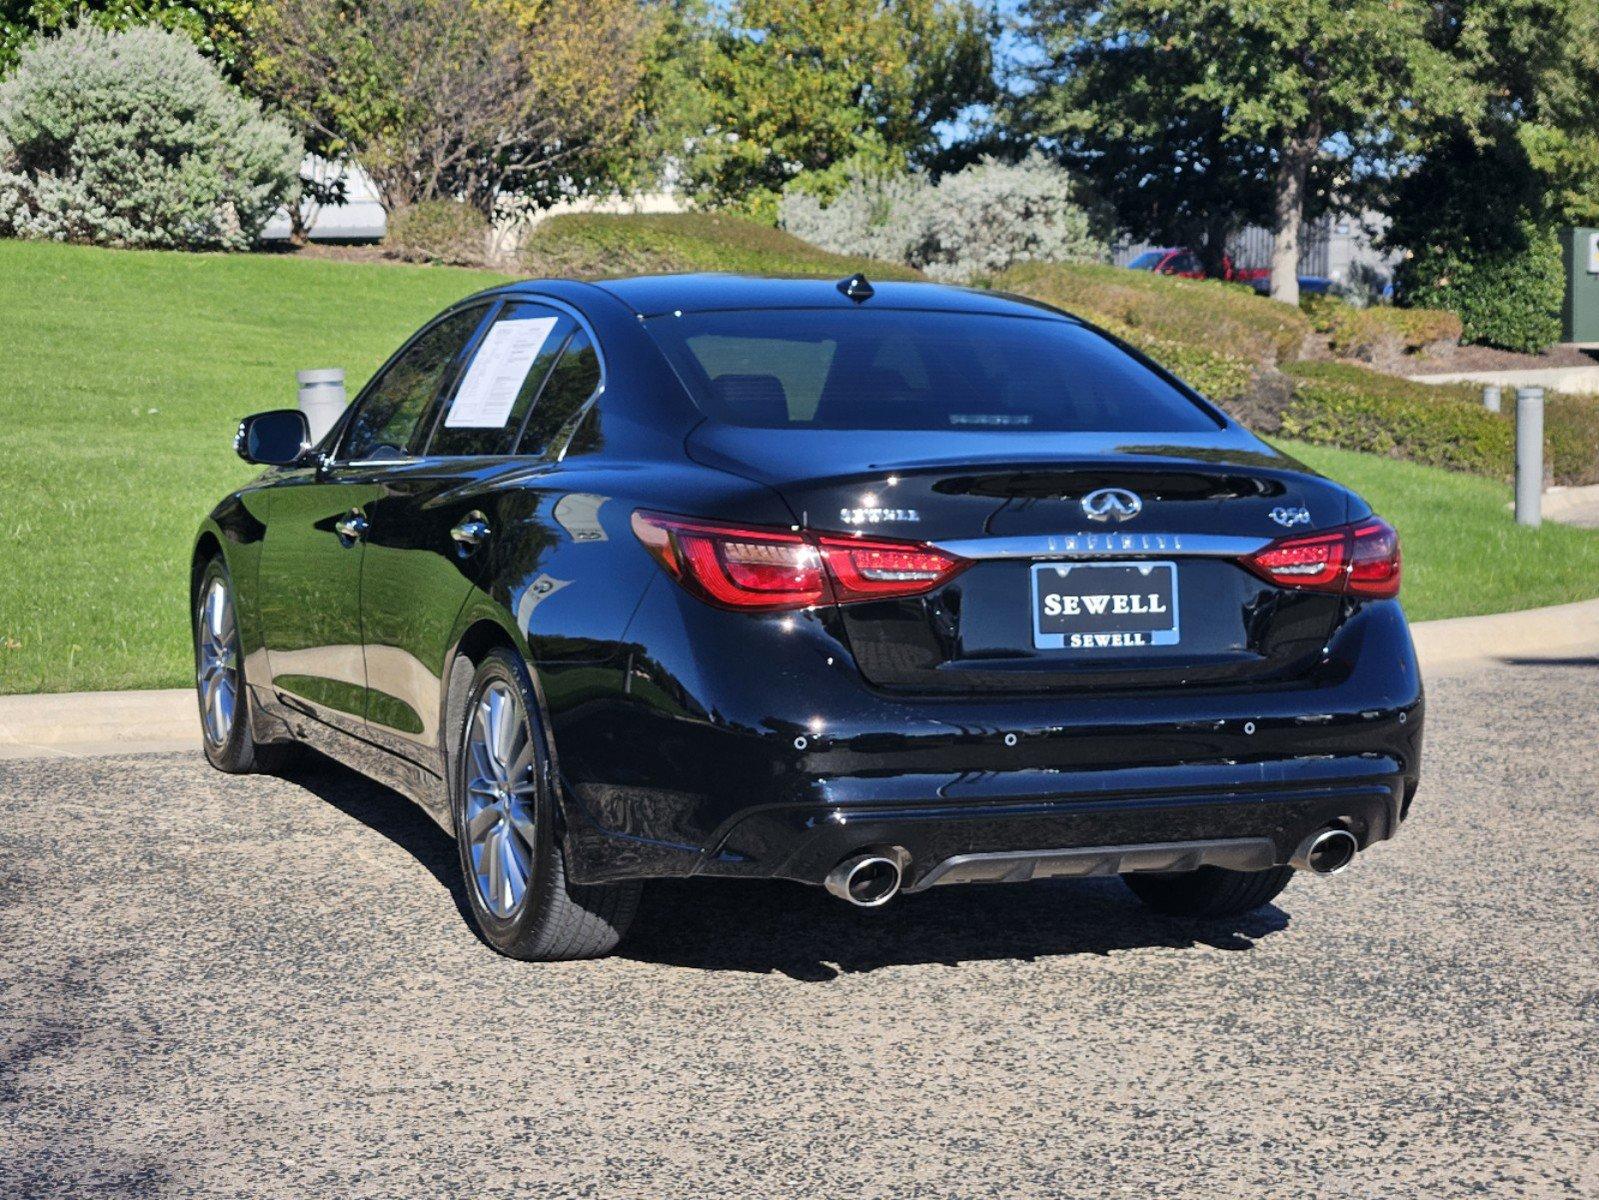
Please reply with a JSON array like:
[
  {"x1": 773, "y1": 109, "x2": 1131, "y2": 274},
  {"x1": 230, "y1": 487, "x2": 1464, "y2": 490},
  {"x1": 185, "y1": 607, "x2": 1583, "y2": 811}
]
[
  {"x1": 0, "y1": 240, "x2": 1594, "y2": 694},
  {"x1": 1280, "y1": 440, "x2": 1599, "y2": 621},
  {"x1": 0, "y1": 241, "x2": 508, "y2": 694}
]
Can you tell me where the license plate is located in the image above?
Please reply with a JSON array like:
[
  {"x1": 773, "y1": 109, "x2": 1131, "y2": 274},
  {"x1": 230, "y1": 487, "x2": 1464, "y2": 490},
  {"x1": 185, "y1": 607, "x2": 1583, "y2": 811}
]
[{"x1": 1031, "y1": 560, "x2": 1180, "y2": 650}]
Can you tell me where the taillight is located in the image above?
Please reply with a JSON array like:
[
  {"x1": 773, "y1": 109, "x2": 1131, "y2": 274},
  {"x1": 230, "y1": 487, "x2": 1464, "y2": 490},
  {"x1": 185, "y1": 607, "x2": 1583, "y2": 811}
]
[
  {"x1": 816, "y1": 534, "x2": 967, "y2": 601},
  {"x1": 1242, "y1": 518, "x2": 1400, "y2": 599},
  {"x1": 632, "y1": 511, "x2": 968, "y2": 611},
  {"x1": 631, "y1": 512, "x2": 826, "y2": 611}
]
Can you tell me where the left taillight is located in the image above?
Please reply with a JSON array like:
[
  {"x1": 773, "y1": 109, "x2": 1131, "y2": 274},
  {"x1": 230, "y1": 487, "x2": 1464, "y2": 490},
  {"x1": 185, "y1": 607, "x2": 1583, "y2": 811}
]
[
  {"x1": 1241, "y1": 517, "x2": 1401, "y2": 599},
  {"x1": 631, "y1": 511, "x2": 968, "y2": 612}
]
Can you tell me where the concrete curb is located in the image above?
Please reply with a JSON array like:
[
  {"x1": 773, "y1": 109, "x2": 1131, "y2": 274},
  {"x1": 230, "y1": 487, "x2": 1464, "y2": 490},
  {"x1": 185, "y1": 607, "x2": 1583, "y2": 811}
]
[
  {"x1": 2, "y1": 598, "x2": 1596, "y2": 761},
  {"x1": 1406, "y1": 596, "x2": 1599, "y2": 674},
  {"x1": 0, "y1": 689, "x2": 195, "y2": 760}
]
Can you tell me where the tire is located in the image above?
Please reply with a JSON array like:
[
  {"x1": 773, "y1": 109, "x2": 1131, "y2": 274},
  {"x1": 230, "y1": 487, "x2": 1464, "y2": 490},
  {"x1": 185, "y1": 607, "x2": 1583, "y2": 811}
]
[
  {"x1": 194, "y1": 556, "x2": 297, "y2": 775},
  {"x1": 451, "y1": 647, "x2": 640, "y2": 960},
  {"x1": 1122, "y1": 864, "x2": 1295, "y2": 919}
]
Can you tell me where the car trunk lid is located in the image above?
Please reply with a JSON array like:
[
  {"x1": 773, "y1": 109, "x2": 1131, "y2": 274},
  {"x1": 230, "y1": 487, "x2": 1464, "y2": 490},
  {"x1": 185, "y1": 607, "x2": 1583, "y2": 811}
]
[{"x1": 687, "y1": 425, "x2": 1357, "y2": 693}]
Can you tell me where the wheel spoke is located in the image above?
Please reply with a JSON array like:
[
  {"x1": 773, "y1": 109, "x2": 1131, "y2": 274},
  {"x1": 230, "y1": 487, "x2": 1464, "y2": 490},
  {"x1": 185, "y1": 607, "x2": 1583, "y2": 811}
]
[
  {"x1": 488, "y1": 688, "x2": 517, "y2": 778},
  {"x1": 482, "y1": 828, "x2": 505, "y2": 911},
  {"x1": 465, "y1": 802, "x2": 499, "y2": 842},
  {"x1": 506, "y1": 800, "x2": 537, "y2": 851},
  {"x1": 501, "y1": 832, "x2": 529, "y2": 902}
]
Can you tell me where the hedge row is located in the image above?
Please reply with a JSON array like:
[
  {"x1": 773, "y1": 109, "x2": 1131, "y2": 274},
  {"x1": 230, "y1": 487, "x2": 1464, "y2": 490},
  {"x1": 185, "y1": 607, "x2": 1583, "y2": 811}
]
[
  {"x1": 1301, "y1": 296, "x2": 1462, "y2": 363},
  {"x1": 997, "y1": 261, "x2": 1310, "y2": 370},
  {"x1": 1281, "y1": 361, "x2": 1599, "y2": 485}
]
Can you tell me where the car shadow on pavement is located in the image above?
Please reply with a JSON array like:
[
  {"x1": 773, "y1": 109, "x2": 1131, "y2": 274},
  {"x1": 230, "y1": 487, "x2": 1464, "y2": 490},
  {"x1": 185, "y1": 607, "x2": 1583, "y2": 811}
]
[
  {"x1": 1499, "y1": 656, "x2": 1599, "y2": 669},
  {"x1": 286, "y1": 753, "x2": 475, "y2": 929},
  {"x1": 285, "y1": 755, "x2": 1290, "y2": 981},
  {"x1": 620, "y1": 877, "x2": 1290, "y2": 980}
]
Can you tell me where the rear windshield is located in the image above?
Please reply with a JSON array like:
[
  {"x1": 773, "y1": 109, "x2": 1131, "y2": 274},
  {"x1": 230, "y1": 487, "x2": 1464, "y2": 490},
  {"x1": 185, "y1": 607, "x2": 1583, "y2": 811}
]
[{"x1": 644, "y1": 308, "x2": 1220, "y2": 433}]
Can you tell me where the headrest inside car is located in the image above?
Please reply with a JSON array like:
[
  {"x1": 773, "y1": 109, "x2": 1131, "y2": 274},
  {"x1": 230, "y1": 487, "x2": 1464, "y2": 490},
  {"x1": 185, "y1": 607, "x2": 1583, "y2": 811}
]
[{"x1": 711, "y1": 374, "x2": 789, "y2": 425}]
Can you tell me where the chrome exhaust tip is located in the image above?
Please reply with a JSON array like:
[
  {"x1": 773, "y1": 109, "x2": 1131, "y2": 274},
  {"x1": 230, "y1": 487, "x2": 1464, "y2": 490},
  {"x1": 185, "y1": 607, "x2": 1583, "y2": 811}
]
[
  {"x1": 824, "y1": 850, "x2": 908, "y2": 907},
  {"x1": 1291, "y1": 827, "x2": 1359, "y2": 876}
]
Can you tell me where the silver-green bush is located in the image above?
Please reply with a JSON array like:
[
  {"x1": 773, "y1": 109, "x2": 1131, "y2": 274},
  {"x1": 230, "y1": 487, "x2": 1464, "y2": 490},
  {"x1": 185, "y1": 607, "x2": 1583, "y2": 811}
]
[
  {"x1": 0, "y1": 23, "x2": 300, "y2": 250},
  {"x1": 780, "y1": 153, "x2": 1108, "y2": 283}
]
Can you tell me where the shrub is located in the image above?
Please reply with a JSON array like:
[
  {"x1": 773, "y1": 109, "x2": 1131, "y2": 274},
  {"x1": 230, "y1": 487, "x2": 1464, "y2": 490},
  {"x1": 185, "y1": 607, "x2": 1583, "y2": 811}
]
[
  {"x1": 779, "y1": 171, "x2": 937, "y2": 269},
  {"x1": 519, "y1": 212, "x2": 921, "y2": 280},
  {"x1": 779, "y1": 153, "x2": 1108, "y2": 284},
  {"x1": 1548, "y1": 395, "x2": 1599, "y2": 487},
  {"x1": 1396, "y1": 223, "x2": 1564, "y2": 353},
  {"x1": 0, "y1": 23, "x2": 299, "y2": 251},
  {"x1": 385, "y1": 200, "x2": 492, "y2": 267},
  {"x1": 993, "y1": 260, "x2": 1310, "y2": 403},
  {"x1": 1302, "y1": 295, "x2": 1462, "y2": 364},
  {"x1": 1280, "y1": 361, "x2": 1512, "y2": 476}
]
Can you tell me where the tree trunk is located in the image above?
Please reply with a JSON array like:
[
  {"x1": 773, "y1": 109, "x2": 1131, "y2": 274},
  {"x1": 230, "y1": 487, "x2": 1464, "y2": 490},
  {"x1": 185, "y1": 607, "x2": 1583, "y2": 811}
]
[
  {"x1": 1199, "y1": 209, "x2": 1233, "y2": 280},
  {"x1": 1269, "y1": 127, "x2": 1320, "y2": 306}
]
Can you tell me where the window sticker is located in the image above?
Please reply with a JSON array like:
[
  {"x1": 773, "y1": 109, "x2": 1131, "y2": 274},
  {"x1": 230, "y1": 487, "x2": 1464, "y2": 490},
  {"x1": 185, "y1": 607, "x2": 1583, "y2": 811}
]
[{"x1": 444, "y1": 316, "x2": 560, "y2": 428}]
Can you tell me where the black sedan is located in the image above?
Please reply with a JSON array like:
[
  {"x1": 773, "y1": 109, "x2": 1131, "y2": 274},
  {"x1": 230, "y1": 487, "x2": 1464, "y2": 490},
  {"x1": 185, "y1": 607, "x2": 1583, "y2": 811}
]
[{"x1": 195, "y1": 273, "x2": 1422, "y2": 960}]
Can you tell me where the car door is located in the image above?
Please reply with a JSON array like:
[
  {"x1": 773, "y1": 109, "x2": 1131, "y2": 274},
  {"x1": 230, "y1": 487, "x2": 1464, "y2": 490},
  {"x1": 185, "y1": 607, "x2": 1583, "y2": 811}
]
[
  {"x1": 256, "y1": 302, "x2": 491, "y2": 735},
  {"x1": 358, "y1": 300, "x2": 586, "y2": 763}
]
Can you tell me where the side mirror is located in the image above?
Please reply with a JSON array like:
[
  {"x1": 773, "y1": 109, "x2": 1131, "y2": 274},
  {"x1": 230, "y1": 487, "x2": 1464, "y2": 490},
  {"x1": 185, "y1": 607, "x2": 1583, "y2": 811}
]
[{"x1": 236, "y1": 410, "x2": 311, "y2": 466}]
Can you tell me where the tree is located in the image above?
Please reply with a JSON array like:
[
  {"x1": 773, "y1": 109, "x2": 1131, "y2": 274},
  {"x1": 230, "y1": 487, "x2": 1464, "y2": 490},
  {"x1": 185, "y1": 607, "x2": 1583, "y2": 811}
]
[
  {"x1": 248, "y1": 0, "x2": 651, "y2": 216},
  {"x1": 0, "y1": 22, "x2": 299, "y2": 248},
  {"x1": 1388, "y1": 0, "x2": 1599, "y2": 350},
  {"x1": 0, "y1": 0, "x2": 254, "y2": 76},
  {"x1": 1020, "y1": 1, "x2": 1470, "y2": 304},
  {"x1": 686, "y1": 0, "x2": 995, "y2": 217}
]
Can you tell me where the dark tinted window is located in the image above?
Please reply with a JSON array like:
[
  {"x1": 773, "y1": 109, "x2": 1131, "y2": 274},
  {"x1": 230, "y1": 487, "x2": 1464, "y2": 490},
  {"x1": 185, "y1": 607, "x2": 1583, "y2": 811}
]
[
  {"x1": 646, "y1": 309, "x2": 1220, "y2": 433},
  {"x1": 1126, "y1": 250, "x2": 1165, "y2": 270},
  {"x1": 516, "y1": 328, "x2": 601, "y2": 455},
  {"x1": 343, "y1": 305, "x2": 486, "y2": 461},
  {"x1": 426, "y1": 303, "x2": 573, "y2": 457},
  {"x1": 1166, "y1": 251, "x2": 1201, "y2": 274}
]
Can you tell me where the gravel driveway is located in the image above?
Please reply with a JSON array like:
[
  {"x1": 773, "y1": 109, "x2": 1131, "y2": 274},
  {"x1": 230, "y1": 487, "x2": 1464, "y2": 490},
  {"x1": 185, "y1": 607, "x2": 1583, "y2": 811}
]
[{"x1": 2, "y1": 659, "x2": 1596, "y2": 1198}]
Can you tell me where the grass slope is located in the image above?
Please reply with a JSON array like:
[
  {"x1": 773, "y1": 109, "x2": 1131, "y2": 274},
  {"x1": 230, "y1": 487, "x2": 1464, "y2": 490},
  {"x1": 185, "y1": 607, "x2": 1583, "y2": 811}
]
[
  {"x1": 520, "y1": 212, "x2": 922, "y2": 280},
  {"x1": 0, "y1": 241, "x2": 509, "y2": 693},
  {"x1": 0, "y1": 239, "x2": 1594, "y2": 693},
  {"x1": 1280, "y1": 440, "x2": 1599, "y2": 622}
]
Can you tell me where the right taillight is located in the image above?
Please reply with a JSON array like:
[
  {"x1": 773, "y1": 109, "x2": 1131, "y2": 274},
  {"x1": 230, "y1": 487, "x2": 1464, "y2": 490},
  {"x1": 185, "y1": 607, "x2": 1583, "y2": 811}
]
[{"x1": 1242, "y1": 517, "x2": 1400, "y2": 599}]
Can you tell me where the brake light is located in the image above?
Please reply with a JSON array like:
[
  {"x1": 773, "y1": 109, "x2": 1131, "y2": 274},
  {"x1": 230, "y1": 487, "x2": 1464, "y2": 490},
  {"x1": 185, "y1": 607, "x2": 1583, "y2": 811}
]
[
  {"x1": 632, "y1": 511, "x2": 968, "y2": 611},
  {"x1": 1242, "y1": 518, "x2": 1400, "y2": 599},
  {"x1": 816, "y1": 535, "x2": 966, "y2": 601}
]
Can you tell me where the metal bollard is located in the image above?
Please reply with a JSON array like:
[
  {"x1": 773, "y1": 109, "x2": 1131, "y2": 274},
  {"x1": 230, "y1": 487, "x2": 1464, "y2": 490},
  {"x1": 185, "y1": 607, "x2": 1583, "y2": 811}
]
[
  {"x1": 1482, "y1": 384, "x2": 1501, "y2": 413},
  {"x1": 1514, "y1": 386, "x2": 1544, "y2": 527},
  {"x1": 297, "y1": 368, "x2": 346, "y2": 444}
]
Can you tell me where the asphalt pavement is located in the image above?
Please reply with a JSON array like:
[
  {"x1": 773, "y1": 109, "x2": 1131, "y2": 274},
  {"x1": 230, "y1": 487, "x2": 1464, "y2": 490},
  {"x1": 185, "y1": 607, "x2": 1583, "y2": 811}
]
[{"x1": 2, "y1": 657, "x2": 1596, "y2": 1198}]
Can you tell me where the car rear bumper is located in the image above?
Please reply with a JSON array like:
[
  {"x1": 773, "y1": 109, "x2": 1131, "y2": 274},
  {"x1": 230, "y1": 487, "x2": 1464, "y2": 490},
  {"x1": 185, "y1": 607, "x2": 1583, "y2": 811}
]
[
  {"x1": 694, "y1": 759, "x2": 1408, "y2": 890},
  {"x1": 553, "y1": 595, "x2": 1423, "y2": 887}
]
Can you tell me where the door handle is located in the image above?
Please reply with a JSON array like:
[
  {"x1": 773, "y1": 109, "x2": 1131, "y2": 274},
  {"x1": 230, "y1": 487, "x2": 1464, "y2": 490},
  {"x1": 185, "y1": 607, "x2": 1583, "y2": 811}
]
[
  {"x1": 450, "y1": 516, "x2": 491, "y2": 549},
  {"x1": 334, "y1": 512, "x2": 368, "y2": 543}
]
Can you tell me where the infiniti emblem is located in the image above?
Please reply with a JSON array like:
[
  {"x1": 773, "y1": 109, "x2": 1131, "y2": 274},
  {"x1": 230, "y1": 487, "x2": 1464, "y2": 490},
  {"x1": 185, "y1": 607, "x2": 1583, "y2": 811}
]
[{"x1": 1081, "y1": 487, "x2": 1143, "y2": 523}]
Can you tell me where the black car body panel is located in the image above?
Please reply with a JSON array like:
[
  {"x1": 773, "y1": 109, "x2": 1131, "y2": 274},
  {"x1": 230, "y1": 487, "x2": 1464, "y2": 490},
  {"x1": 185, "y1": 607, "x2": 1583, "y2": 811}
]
[{"x1": 195, "y1": 274, "x2": 1423, "y2": 897}]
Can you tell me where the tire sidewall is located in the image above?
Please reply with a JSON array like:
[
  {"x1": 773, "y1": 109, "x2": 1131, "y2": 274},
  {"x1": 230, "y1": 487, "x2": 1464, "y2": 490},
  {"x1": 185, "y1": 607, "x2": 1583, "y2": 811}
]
[
  {"x1": 451, "y1": 649, "x2": 560, "y2": 951},
  {"x1": 194, "y1": 557, "x2": 250, "y2": 771}
]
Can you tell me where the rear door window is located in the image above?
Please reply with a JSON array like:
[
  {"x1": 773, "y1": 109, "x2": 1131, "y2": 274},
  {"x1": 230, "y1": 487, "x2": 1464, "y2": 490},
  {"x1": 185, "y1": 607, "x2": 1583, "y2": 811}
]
[
  {"x1": 515, "y1": 327, "x2": 602, "y2": 455},
  {"x1": 425, "y1": 303, "x2": 573, "y2": 457}
]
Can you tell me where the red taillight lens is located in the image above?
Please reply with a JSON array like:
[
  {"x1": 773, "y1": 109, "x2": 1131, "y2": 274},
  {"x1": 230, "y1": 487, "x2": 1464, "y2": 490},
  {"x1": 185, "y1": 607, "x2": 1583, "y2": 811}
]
[
  {"x1": 1347, "y1": 519, "x2": 1401, "y2": 597},
  {"x1": 632, "y1": 511, "x2": 968, "y2": 611},
  {"x1": 816, "y1": 535, "x2": 967, "y2": 601},
  {"x1": 632, "y1": 511, "x2": 825, "y2": 610},
  {"x1": 1242, "y1": 518, "x2": 1400, "y2": 599}
]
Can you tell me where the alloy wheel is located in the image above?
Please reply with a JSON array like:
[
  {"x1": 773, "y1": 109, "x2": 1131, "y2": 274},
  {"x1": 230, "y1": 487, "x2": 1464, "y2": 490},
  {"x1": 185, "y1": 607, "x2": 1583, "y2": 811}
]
[
  {"x1": 463, "y1": 681, "x2": 539, "y2": 918},
  {"x1": 196, "y1": 576, "x2": 239, "y2": 747}
]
